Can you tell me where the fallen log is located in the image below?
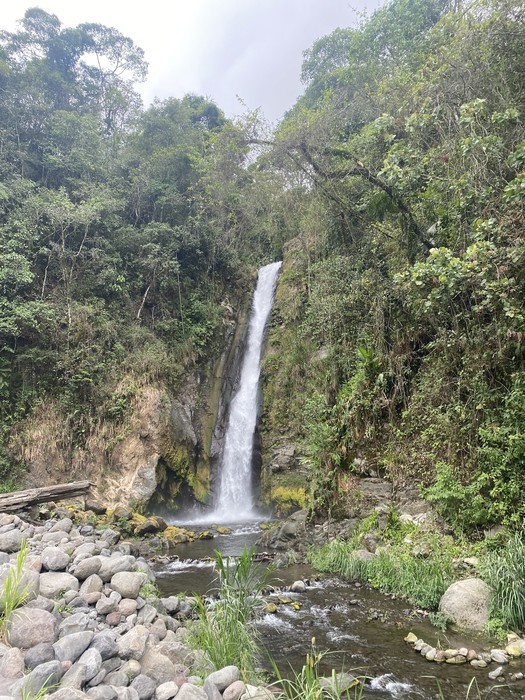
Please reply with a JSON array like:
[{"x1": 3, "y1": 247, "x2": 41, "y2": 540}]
[{"x1": 0, "y1": 480, "x2": 93, "y2": 512}]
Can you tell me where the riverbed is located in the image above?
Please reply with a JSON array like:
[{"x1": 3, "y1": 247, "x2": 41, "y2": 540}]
[{"x1": 153, "y1": 524, "x2": 524, "y2": 700}]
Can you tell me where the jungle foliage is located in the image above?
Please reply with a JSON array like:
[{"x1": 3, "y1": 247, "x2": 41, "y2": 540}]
[
  {"x1": 260, "y1": 0, "x2": 525, "y2": 531},
  {"x1": 0, "y1": 8, "x2": 291, "y2": 484}
]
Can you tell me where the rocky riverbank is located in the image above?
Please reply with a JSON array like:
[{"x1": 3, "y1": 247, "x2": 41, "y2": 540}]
[{"x1": 0, "y1": 505, "x2": 276, "y2": 700}]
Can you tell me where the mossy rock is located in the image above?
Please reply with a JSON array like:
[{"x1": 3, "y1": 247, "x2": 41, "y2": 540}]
[
  {"x1": 163, "y1": 526, "x2": 195, "y2": 545},
  {"x1": 216, "y1": 527, "x2": 232, "y2": 535},
  {"x1": 197, "y1": 530, "x2": 214, "y2": 540},
  {"x1": 271, "y1": 486, "x2": 308, "y2": 517}
]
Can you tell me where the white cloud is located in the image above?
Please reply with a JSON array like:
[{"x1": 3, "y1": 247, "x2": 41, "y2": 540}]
[{"x1": 3, "y1": 0, "x2": 384, "y2": 121}]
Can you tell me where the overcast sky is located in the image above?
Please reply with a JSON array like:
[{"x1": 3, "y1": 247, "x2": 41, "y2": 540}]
[{"x1": 3, "y1": 0, "x2": 385, "y2": 124}]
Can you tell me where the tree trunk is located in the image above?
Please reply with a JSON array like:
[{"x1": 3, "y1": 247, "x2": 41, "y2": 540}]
[{"x1": 0, "y1": 481, "x2": 93, "y2": 512}]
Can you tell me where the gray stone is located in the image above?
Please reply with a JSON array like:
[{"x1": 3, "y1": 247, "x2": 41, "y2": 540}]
[
  {"x1": 11, "y1": 659, "x2": 62, "y2": 696},
  {"x1": 130, "y1": 674, "x2": 156, "y2": 700},
  {"x1": 74, "y1": 543, "x2": 97, "y2": 558},
  {"x1": 203, "y1": 679, "x2": 222, "y2": 700},
  {"x1": 7, "y1": 607, "x2": 58, "y2": 648},
  {"x1": 97, "y1": 593, "x2": 121, "y2": 615},
  {"x1": 86, "y1": 687, "x2": 118, "y2": 699},
  {"x1": 106, "y1": 671, "x2": 130, "y2": 687},
  {"x1": 438, "y1": 578, "x2": 490, "y2": 631},
  {"x1": 0, "y1": 563, "x2": 40, "y2": 603},
  {"x1": 489, "y1": 666, "x2": 504, "y2": 680},
  {"x1": 25, "y1": 594, "x2": 55, "y2": 612},
  {"x1": 102, "y1": 657, "x2": 123, "y2": 674},
  {"x1": 75, "y1": 557, "x2": 103, "y2": 580},
  {"x1": 239, "y1": 688, "x2": 274, "y2": 700},
  {"x1": 139, "y1": 648, "x2": 177, "y2": 685},
  {"x1": 77, "y1": 647, "x2": 103, "y2": 682},
  {"x1": 115, "y1": 689, "x2": 140, "y2": 700},
  {"x1": 156, "y1": 640, "x2": 195, "y2": 668},
  {"x1": 206, "y1": 666, "x2": 240, "y2": 692},
  {"x1": 160, "y1": 597, "x2": 179, "y2": 614},
  {"x1": 59, "y1": 611, "x2": 97, "y2": 636},
  {"x1": 491, "y1": 649, "x2": 509, "y2": 664},
  {"x1": 137, "y1": 604, "x2": 157, "y2": 626},
  {"x1": 53, "y1": 631, "x2": 94, "y2": 662},
  {"x1": 0, "y1": 647, "x2": 24, "y2": 679},
  {"x1": 353, "y1": 549, "x2": 376, "y2": 561},
  {"x1": 101, "y1": 529, "x2": 121, "y2": 546},
  {"x1": 48, "y1": 690, "x2": 89, "y2": 699},
  {"x1": 87, "y1": 668, "x2": 107, "y2": 687},
  {"x1": 90, "y1": 630, "x2": 119, "y2": 660},
  {"x1": 176, "y1": 684, "x2": 207, "y2": 700},
  {"x1": 24, "y1": 642, "x2": 56, "y2": 670},
  {"x1": 80, "y1": 574, "x2": 104, "y2": 596},
  {"x1": 117, "y1": 625, "x2": 149, "y2": 661},
  {"x1": 42, "y1": 531, "x2": 70, "y2": 543},
  {"x1": 60, "y1": 663, "x2": 87, "y2": 689},
  {"x1": 156, "y1": 681, "x2": 180, "y2": 700},
  {"x1": 41, "y1": 547, "x2": 71, "y2": 571},
  {"x1": 0, "y1": 530, "x2": 24, "y2": 553},
  {"x1": 50, "y1": 518, "x2": 73, "y2": 533},
  {"x1": 110, "y1": 572, "x2": 147, "y2": 599},
  {"x1": 40, "y1": 571, "x2": 79, "y2": 598},
  {"x1": 223, "y1": 681, "x2": 246, "y2": 700},
  {"x1": 98, "y1": 556, "x2": 136, "y2": 583},
  {"x1": 149, "y1": 619, "x2": 167, "y2": 641},
  {"x1": 290, "y1": 580, "x2": 306, "y2": 593}
]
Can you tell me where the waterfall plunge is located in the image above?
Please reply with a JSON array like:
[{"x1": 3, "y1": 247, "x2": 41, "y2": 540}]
[{"x1": 213, "y1": 261, "x2": 282, "y2": 521}]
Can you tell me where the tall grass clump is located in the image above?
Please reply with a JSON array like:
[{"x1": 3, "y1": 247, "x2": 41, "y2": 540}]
[
  {"x1": 309, "y1": 534, "x2": 455, "y2": 611},
  {"x1": 0, "y1": 539, "x2": 30, "y2": 640},
  {"x1": 481, "y1": 532, "x2": 525, "y2": 633},
  {"x1": 270, "y1": 638, "x2": 366, "y2": 700},
  {"x1": 188, "y1": 547, "x2": 270, "y2": 681}
]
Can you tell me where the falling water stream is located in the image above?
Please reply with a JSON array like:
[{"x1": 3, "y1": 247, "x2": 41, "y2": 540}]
[{"x1": 213, "y1": 261, "x2": 282, "y2": 521}]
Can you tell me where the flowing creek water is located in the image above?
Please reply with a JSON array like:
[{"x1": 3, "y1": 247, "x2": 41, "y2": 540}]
[{"x1": 153, "y1": 525, "x2": 524, "y2": 700}]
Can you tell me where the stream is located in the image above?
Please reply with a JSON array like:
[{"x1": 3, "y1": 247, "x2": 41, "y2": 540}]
[{"x1": 153, "y1": 524, "x2": 524, "y2": 700}]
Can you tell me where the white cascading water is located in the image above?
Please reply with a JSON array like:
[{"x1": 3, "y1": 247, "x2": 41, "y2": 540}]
[{"x1": 213, "y1": 261, "x2": 282, "y2": 521}]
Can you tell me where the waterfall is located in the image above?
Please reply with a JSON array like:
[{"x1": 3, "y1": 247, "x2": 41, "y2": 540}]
[{"x1": 213, "y1": 261, "x2": 282, "y2": 521}]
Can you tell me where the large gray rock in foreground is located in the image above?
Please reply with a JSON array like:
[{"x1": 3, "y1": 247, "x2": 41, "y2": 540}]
[
  {"x1": 39, "y1": 571, "x2": 79, "y2": 598},
  {"x1": 439, "y1": 577, "x2": 490, "y2": 631},
  {"x1": 7, "y1": 607, "x2": 59, "y2": 648}
]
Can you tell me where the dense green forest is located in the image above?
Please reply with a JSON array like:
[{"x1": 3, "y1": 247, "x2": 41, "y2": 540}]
[{"x1": 1, "y1": 0, "x2": 524, "y2": 534}]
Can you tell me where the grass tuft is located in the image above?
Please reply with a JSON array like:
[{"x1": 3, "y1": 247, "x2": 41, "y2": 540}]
[
  {"x1": 188, "y1": 546, "x2": 270, "y2": 681},
  {"x1": 0, "y1": 539, "x2": 30, "y2": 641}
]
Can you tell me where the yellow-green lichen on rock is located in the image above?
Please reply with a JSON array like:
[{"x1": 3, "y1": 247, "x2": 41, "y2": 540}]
[
  {"x1": 269, "y1": 485, "x2": 308, "y2": 517},
  {"x1": 162, "y1": 526, "x2": 196, "y2": 545}
]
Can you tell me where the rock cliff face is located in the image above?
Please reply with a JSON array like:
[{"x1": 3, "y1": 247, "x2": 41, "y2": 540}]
[{"x1": 10, "y1": 301, "x2": 251, "y2": 512}]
